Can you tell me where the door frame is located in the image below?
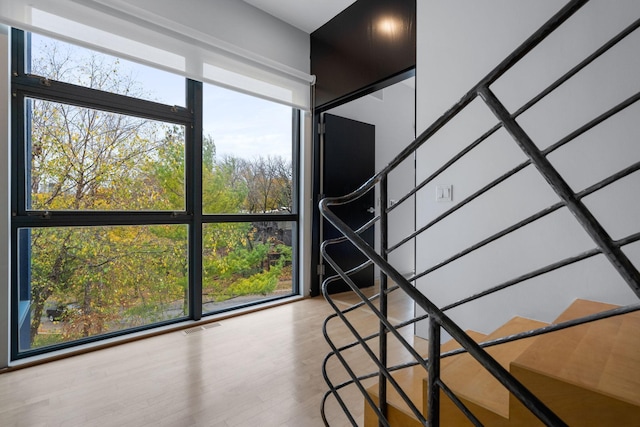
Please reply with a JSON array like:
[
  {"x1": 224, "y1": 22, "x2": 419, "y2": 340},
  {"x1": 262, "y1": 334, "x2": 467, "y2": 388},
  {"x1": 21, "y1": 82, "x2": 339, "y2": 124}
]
[{"x1": 310, "y1": 69, "x2": 415, "y2": 297}]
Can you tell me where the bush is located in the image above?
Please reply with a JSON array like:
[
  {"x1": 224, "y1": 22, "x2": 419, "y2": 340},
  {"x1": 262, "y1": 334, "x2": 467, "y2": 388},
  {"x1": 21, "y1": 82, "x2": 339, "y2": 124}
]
[{"x1": 225, "y1": 266, "x2": 280, "y2": 296}]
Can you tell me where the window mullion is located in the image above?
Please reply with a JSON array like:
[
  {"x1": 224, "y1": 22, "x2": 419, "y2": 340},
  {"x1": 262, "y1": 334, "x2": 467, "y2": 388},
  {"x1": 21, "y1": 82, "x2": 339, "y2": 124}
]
[
  {"x1": 12, "y1": 78, "x2": 191, "y2": 126},
  {"x1": 10, "y1": 29, "x2": 31, "y2": 360},
  {"x1": 187, "y1": 79, "x2": 203, "y2": 321}
]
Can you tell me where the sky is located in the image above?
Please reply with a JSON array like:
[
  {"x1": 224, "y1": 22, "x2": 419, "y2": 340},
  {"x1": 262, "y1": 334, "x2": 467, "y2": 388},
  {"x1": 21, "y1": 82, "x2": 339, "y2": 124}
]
[
  {"x1": 109, "y1": 61, "x2": 293, "y2": 161},
  {"x1": 202, "y1": 83, "x2": 292, "y2": 160},
  {"x1": 32, "y1": 33, "x2": 293, "y2": 162}
]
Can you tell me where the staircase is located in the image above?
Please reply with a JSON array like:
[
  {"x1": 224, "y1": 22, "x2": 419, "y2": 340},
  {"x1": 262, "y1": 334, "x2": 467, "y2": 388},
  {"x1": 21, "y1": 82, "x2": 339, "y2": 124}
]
[
  {"x1": 364, "y1": 299, "x2": 640, "y2": 426},
  {"x1": 319, "y1": 1, "x2": 640, "y2": 425}
]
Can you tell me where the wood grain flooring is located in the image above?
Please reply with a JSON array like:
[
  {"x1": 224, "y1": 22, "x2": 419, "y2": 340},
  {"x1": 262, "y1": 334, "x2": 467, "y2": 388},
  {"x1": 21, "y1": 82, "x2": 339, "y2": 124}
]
[{"x1": 0, "y1": 288, "x2": 418, "y2": 427}]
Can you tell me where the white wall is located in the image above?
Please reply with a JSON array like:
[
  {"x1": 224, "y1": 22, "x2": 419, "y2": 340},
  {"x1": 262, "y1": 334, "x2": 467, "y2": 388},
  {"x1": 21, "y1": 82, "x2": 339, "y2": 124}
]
[
  {"x1": 415, "y1": 0, "x2": 640, "y2": 339},
  {"x1": 0, "y1": 25, "x2": 9, "y2": 369},
  {"x1": 329, "y1": 79, "x2": 416, "y2": 278}
]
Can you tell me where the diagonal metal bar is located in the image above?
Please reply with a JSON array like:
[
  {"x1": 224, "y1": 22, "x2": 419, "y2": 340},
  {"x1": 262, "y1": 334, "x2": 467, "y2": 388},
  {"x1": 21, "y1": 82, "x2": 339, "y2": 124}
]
[
  {"x1": 437, "y1": 379, "x2": 484, "y2": 427},
  {"x1": 478, "y1": 86, "x2": 640, "y2": 298}
]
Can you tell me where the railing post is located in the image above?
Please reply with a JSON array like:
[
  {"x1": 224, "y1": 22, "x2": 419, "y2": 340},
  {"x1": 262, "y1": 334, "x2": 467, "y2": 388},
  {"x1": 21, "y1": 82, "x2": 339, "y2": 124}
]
[
  {"x1": 427, "y1": 317, "x2": 441, "y2": 426},
  {"x1": 378, "y1": 177, "x2": 389, "y2": 427}
]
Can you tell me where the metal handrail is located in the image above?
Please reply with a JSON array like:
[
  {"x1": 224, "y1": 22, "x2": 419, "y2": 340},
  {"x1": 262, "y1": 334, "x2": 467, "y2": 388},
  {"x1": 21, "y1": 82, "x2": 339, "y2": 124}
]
[
  {"x1": 321, "y1": 201, "x2": 568, "y2": 426},
  {"x1": 320, "y1": 0, "x2": 640, "y2": 425}
]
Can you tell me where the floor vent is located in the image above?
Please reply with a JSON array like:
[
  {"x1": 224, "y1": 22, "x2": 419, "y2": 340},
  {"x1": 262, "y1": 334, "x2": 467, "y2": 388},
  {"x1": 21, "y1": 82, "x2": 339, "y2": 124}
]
[
  {"x1": 202, "y1": 323, "x2": 221, "y2": 329},
  {"x1": 183, "y1": 323, "x2": 221, "y2": 335}
]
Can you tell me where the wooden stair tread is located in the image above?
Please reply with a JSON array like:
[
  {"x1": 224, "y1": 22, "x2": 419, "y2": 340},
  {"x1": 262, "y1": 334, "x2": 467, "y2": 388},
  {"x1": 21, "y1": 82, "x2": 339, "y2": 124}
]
[
  {"x1": 440, "y1": 317, "x2": 548, "y2": 417},
  {"x1": 385, "y1": 365, "x2": 428, "y2": 414},
  {"x1": 366, "y1": 330, "x2": 487, "y2": 419},
  {"x1": 364, "y1": 334, "x2": 431, "y2": 427},
  {"x1": 600, "y1": 313, "x2": 640, "y2": 404},
  {"x1": 366, "y1": 299, "x2": 640, "y2": 426},
  {"x1": 513, "y1": 299, "x2": 640, "y2": 406},
  {"x1": 365, "y1": 346, "x2": 429, "y2": 419},
  {"x1": 553, "y1": 298, "x2": 619, "y2": 323}
]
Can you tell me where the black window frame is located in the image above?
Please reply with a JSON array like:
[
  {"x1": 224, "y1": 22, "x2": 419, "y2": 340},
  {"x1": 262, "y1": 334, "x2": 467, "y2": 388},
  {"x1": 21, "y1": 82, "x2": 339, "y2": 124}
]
[{"x1": 10, "y1": 28, "x2": 300, "y2": 360}]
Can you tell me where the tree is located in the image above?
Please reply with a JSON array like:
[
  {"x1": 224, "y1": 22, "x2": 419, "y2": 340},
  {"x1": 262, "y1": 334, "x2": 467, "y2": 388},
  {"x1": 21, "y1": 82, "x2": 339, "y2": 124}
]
[
  {"x1": 236, "y1": 155, "x2": 292, "y2": 213},
  {"x1": 203, "y1": 151, "x2": 247, "y2": 214},
  {"x1": 28, "y1": 40, "x2": 188, "y2": 344}
]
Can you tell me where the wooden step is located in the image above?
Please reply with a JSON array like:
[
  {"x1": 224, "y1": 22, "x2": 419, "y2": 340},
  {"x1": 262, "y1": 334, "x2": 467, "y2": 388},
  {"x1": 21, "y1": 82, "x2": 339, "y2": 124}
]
[
  {"x1": 364, "y1": 334, "x2": 431, "y2": 427},
  {"x1": 426, "y1": 330, "x2": 515, "y2": 427},
  {"x1": 364, "y1": 364, "x2": 428, "y2": 427},
  {"x1": 552, "y1": 298, "x2": 619, "y2": 323},
  {"x1": 366, "y1": 300, "x2": 640, "y2": 426},
  {"x1": 364, "y1": 330, "x2": 486, "y2": 427},
  {"x1": 437, "y1": 317, "x2": 548, "y2": 421},
  {"x1": 425, "y1": 330, "x2": 488, "y2": 406},
  {"x1": 510, "y1": 299, "x2": 640, "y2": 426},
  {"x1": 442, "y1": 330, "x2": 489, "y2": 352}
]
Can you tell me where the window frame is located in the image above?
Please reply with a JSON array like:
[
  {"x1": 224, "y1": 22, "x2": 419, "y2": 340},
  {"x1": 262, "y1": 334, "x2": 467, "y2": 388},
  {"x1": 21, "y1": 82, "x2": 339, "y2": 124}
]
[{"x1": 10, "y1": 29, "x2": 299, "y2": 360}]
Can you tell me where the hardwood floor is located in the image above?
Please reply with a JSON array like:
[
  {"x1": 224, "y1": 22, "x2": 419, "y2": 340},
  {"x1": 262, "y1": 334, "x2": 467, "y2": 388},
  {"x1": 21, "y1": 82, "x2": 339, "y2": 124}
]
[{"x1": 0, "y1": 289, "x2": 419, "y2": 426}]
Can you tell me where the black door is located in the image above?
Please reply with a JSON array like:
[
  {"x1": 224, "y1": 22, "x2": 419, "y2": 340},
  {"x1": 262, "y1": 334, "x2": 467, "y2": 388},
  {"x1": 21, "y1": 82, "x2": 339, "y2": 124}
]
[{"x1": 322, "y1": 113, "x2": 375, "y2": 294}]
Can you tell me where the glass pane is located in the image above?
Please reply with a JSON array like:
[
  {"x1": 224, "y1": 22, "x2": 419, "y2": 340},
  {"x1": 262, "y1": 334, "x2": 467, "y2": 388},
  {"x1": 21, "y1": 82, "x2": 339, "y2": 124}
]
[
  {"x1": 202, "y1": 83, "x2": 293, "y2": 214},
  {"x1": 202, "y1": 221, "x2": 294, "y2": 314},
  {"x1": 18, "y1": 225, "x2": 189, "y2": 352},
  {"x1": 28, "y1": 98, "x2": 185, "y2": 211},
  {"x1": 29, "y1": 33, "x2": 185, "y2": 106}
]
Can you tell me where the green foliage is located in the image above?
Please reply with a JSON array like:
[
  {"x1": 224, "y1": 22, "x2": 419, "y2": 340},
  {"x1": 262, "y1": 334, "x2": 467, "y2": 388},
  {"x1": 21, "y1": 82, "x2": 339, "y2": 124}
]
[
  {"x1": 220, "y1": 244, "x2": 269, "y2": 278},
  {"x1": 144, "y1": 125, "x2": 186, "y2": 210},
  {"x1": 226, "y1": 267, "x2": 280, "y2": 296},
  {"x1": 215, "y1": 241, "x2": 291, "y2": 297},
  {"x1": 222, "y1": 244, "x2": 292, "y2": 298},
  {"x1": 32, "y1": 333, "x2": 65, "y2": 348},
  {"x1": 203, "y1": 154, "x2": 248, "y2": 214},
  {"x1": 274, "y1": 244, "x2": 293, "y2": 264},
  {"x1": 30, "y1": 225, "x2": 189, "y2": 342}
]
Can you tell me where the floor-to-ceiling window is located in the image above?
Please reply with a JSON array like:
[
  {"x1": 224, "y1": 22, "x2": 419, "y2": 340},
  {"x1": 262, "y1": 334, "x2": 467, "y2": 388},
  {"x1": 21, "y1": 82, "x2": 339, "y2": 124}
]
[
  {"x1": 11, "y1": 30, "x2": 299, "y2": 358},
  {"x1": 201, "y1": 83, "x2": 297, "y2": 315}
]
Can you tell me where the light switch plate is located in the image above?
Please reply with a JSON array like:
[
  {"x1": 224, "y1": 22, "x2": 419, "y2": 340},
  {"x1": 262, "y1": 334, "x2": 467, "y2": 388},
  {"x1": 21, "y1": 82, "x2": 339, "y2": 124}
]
[{"x1": 436, "y1": 185, "x2": 452, "y2": 202}]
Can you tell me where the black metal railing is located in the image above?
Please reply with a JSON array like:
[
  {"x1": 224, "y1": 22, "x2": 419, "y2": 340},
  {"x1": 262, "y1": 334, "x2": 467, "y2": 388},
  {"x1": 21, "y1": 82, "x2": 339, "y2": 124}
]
[{"x1": 320, "y1": 0, "x2": 640, "y2": 425}]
